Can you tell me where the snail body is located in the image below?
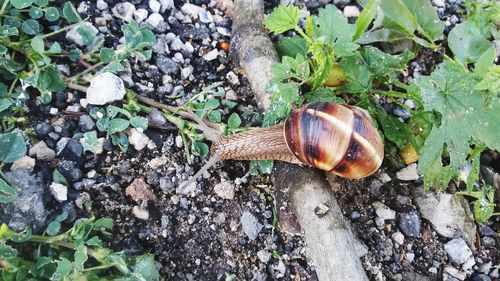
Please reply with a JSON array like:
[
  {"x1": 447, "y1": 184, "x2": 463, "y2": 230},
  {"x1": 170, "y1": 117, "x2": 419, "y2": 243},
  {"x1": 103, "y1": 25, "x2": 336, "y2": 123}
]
[{"x1": 211, "y1": 102, "x2": 384, "y2": 179}]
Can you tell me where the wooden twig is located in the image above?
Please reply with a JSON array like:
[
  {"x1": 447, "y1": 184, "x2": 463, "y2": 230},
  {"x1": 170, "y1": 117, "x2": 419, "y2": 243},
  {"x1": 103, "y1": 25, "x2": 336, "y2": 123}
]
[{"x1": 231, "y1": 1, "x2": 369, "y2": 280}]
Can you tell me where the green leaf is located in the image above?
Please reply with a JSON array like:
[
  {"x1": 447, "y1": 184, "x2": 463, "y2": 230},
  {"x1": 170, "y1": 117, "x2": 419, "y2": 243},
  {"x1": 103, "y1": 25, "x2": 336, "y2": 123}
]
[
  {"x1": 45, "y1": 7, "x2": 60, "y2": 22},
  {"x1": 53, "y1": 168, "x2": 69, "y2": 186},
  {"x1": 77, "y1": 25, "x2": 96, "y2": 46},
  {"x1": 31, "y1": 35, "x2": 44, "y2": 54},
  {"x1": 379, "y1": 0, "x2": 417, "y2": 35},
  {"x1": 401, "y1": 0, "x2": 444, "y2": 42},
  {"x1": 90, "y1": 107, "x2": 106, "y2": 119},
  {"x1": 313, "y1": 5, "x2": 358, "y2": 57},
  {"x1": 107, "y1": 105, "x2": 131, "y2": 119},
  {"x1": 415, "y1": 62, "x2": 500, "y2": 189},
  {"x1": 99, "y1": 47, "x2": 115, "y2": 63},
  {"x1": 377, "y1": 112, "x2": 412, "y2": 149},
  {"x1": 101, "y1": 61, "x2": 124, "y2": 73},
  {"x1": 94, "y1": 217, "x2": 113, "y2": 230},
  {"x1": 85, "y1": 236, "x2": 102, "y2": 246},
  {"x1": 9, "y1": 227, "x2": 32, "y2": 242},
  {"x1": 475, "y1": 65, "x2": 500, "y2": 93},
  {"x1": 0, "y1": 98, "x2": 13, "y2": 112},
  {"x1": 271, "y1": 54, "x2": 310, "y2": 82},
  {"x1": 276, "y1": 36, "x2": 309, "y2": 58},
  {"x1": 38, "y1": 65, "x2": 65, "y2": 92},
  {"x1": 29, "y1": 6, "x2": 44, "y2": 19},
  {"x1": 474, "y1": 46, "x2": 496, "y2": 76},
  {"x1": 34, "y1": 0, "x2": 49, "y2": 6},
  {"x1": 80, "y1": 131, "x2": 101, "y2": 153},
  {"x1": 47, "y1": 42, "x2": 62, "y2": 54},
  {"x1": 227, "y1": 113, "x2": 241, "y2": 129},
  {"x1": 62, "y1": 2, "x2": 81, "y2": 23},
  {"x1": 132, "y1": 255, "x2": 160, "y2": 280},
  {"x1": 448, "y1": 22, "x2": 494, "y2": 65},
  {"x1": 46, "y1": 220, "x2": 61, "y2": 236},
  {"x1": 204, "y1": 99, "x2": 220, "y2": 110},
  {"x1": 353, "y1": 0, "x2": 380, "y2": 41},
  {"x1": 263, "y1": 82, "x2": 301, "y2": 126},
  {"x1": 10, "y1": 0, "x2": 33, "y2": 9},
  {"x1": 249, "y1": 160, "x2": 274, "y2": 175},
  {"x1": 67, "y1": 49, "x2": 81, "y2": 61},
  {"x1": 21, "y1": 19, "x2": 41, "y2": 35},
  {"x1": 129, "y1": 116, "x2": 148, "y2": 130},
  {"x1": 338, "y1": 52, "x2": 372, "y2": 93},
  {"x1": 357, "y1": 28, "x2": 411, "y2": 44},
  {"x1": 0, "y1": 131, "x2": 26, "y2": 163},
  {"x1": 264, "y1": 4, "x2": 301, "y2": 34},
  {"x1": 74, "y1": 245, "x2": 88, "y2": 271},
  {"x1": 192, "y1": 141, "x2": 209, "y2": 157},
  {"x1": 362, "y1": 46, "x2": 414, "y2": 82},
  {"x1": 107, "y1": 118, "x2": 129, "y2": 135},
  {"x1": 207, "y1": 110, "x2": 222, "y2": 123},
  {"x1": 0, "y1": 25, "x2": 19, "y2": 38},
  {"x1": 0, "y1": 178, "x2": 17, "y2": 203},
  {"x1": 304, "y1": 87, "x2": 346, "y2": 104},
  {"x1": 0, "y1": 240, "x2": 18, "y2": 257},
  {"x1": 96, "y1": 117, "x2": 110, "y2": 131},
  {"x1": 51, "y1": 258, "x2": 73, "y2": 280},
  {"x1": 112, "y1": 133, "x2": 129, "y2": 151}
]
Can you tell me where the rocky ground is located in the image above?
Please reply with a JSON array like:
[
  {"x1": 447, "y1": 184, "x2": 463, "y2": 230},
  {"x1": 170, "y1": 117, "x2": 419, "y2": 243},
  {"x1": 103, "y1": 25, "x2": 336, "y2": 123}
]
[{"x1": 1, "y1": 0, "x2": 498, "y2": 280}]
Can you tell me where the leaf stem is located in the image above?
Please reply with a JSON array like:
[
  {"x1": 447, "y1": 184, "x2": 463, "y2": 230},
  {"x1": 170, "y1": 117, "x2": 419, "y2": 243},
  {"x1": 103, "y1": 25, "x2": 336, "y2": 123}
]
[
  {"x1": 294, "y1": 27, "x2": 313, "y2": 45},
  {"x1": 0, "y1": 0, "x2": 9, "y2": 16}
]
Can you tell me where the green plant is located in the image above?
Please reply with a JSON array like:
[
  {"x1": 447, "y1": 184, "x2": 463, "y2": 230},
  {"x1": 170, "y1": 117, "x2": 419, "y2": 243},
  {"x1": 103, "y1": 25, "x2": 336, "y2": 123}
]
[
  {"x1": 264, "y1": 3, "x2": 499, "y2": 223},
  {"x1": 0, "y1": 217, "x2": 160, "y2": 280},
  {"x1": 0, "y1": 130, "x2": 26, "y2": 202}
]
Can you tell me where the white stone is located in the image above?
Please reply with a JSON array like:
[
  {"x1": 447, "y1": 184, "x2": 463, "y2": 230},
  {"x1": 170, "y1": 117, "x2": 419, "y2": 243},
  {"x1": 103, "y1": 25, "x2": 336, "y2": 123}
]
[
  {"x1": 175, "y1": 135, "x2": 183, "y2": 148},
  {"x1": 49, "y1": 108, "x2": 58, "y2": 115},
  {"x1": 462, "y1": 256, "x2": 475, "y2": 270},
  {"x1": 226, "y1": 71, "x2": 240, "y2": 85},
  {"x1": 133, "y1": 9, "x2": 149, "y2": 23},
  {"x1": 199, "y1": 10, "x2": 213, "y2": 23},
  {"x1": 149, "y1": 0, "x2": 161, "y2": 13},
  {"x1": 181, "y1": 3, "x2": 204, "y2": 18},
  {"x1": 160, "y1": 0, "x2": 174, "y2": 12},
  {"x1": 343, "y1": 6, "x2": 360, "y2": 18},
  {"x1": 373, "y1": 201, "x2": 396, "y2": 220},
  {"x1": 128, "y1": 128, "x2": 150, "y2": 151},
  {"x1": 181, "y1": 66, "x2": 194, "y2": 80},
  {"x1": 146, "y1": 13, "x2": 164, "y2": 29},
  {"x1": 11, "y1": 156, "x2": 35, "y2": 171},
  {"x1": 170, "y1": 37, "x2": 184, "y2": 51},
  {"x1": 182, "y1": 42, "x2": 194, "y2": 53},
  {"x1": 112, "y1": 2, "x2": 136, "y2": 22},
  {"x1": 86, "y1": 72, "x2": 126, "y2": 105},
  {"x1": 432, "y1": 0, "x2": 445, "y2": 7},
  {"x1": 391, "y1": 232, "x2": 404, "y2": 245},
  {"x1": 257, "y1": 250, "x2": 271, "y2": 263},
  {"x1": 378, "y1": 172, "x2": 391, "y2": 183},
  {"x1": 214, "y1": 181, "x2": 235, "y2": 200},
  {"x1": 405, "y1": 253, "x2": 415, "y2": 263},
  {"x1": 396, "y1": 164, "x2": 419, "y2": 181},
  {"x1": 132, "y1": 206, "x2": 150, "y2": 220},
  {"x1": 203, "y1": 49, "x2": 219, "y2": 61},
  {"x1": 50, "y1": 182, "x2": 68, "y2": 202},
  {"x1": 96, "y1": 0, "x2": 108, "y2": 10}
]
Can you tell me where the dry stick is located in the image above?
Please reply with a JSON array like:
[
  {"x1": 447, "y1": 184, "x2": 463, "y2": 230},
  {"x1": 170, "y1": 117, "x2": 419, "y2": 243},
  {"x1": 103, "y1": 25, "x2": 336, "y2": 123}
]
[{"x1": 231, "y1": 1, "x2": 369, "y2": 280}]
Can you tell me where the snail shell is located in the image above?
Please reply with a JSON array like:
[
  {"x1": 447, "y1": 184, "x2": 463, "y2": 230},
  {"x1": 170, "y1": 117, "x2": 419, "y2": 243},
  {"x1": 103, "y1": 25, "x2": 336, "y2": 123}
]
[{"x1": 284, "y1": 102, "x2": 384, "y2": 179}]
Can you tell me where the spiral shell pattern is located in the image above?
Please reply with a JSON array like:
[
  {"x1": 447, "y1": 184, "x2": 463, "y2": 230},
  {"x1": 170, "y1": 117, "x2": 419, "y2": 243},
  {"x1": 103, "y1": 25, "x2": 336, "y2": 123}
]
[{"x1": 284, "y1": 102, "x2": 384, "y2": 179}]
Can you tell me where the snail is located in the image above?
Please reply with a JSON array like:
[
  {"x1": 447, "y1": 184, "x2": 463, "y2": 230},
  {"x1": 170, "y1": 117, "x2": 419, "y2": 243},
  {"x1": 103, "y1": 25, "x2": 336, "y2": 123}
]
[{"x1": 183, "y1": 102, "x2": 384, "y2": 187}]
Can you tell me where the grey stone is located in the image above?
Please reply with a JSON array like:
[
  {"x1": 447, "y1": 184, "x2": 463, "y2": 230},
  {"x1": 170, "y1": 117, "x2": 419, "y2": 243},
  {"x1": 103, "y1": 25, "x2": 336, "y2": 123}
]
[
  {"x1": 343, "y1": 5, "x2": 360, "y2": 17},
  {"x1": 203, "y1": 49, "x2": 219, "y2": 61},
  {"x1": 148, "y1": 108, "x2": 167, "y2": 127},
  {"x1": 414, "y1": 187, "x2": 477, "y2": 247},
  {"x1": 132, "y1": 206, "x2": 149, "y2": 220},
  {"x1": 472, "y1": 275, "x2": 492, "y2": 281},
  {"x1": 96, "y1": 0, "x2": 108, "y2": 10},
  {"x1": 391, "y1": 232, "x2": 405, "y2": 245},
  {"x1": 240, "y1": 211, "x2": 263, "y2": 240},
  {"x1": 396, "y1": 164, "x2": 419, "y2": 181},
  {"x1": 149, "y1": 0, "x2": 161, "y2": 13},
  {"x1": 86, "y1": 73, "x2": 126, "y2": 105},
  {"x1": 157, "y1": 55, "x2": 180, "y2": 74},
  {"x1": 257, "y1": 250, "x2": 271, "y2": 263},
  {"x1": 10, "y1": 156, "x2": 35, "y2": 171},
  {"x1": 444, "y1": 238, "x2": 472, "y2": 264},
  {"x1": 181, "y1": 65, "x2": 194, "y2": 80},
  {"x1": 133, "y1": 8, "x2": 149, "y2": 22},
  {"x1": 181, "y1": 3, "x2": 204, "y2": 18},
  {"x1": 199, "y1": 10, "x2": 213, "y2": 23},
  {"x1": 443, "y1": 265, "x2": 467, "y2": 280},
  {"x1": 79, "y1": 115, "x2": 95, "y2": 132},
  {"x1": 170, "y1": 37, "x2": 184, "y2": 51},
  {"x1": 373, "y1": 201, "x2": 396, "y2": 220},
  {"x1": 1, "y1": 170, "x2": 47, "y2": 231},
  {"x1": 398, "y1": 212, "x2": 420, "y2": 237},
  {"x1": 146, "y1": 13, "x2": 164, "y2": 29},
  {"x1": 29, "y1": 141, "x2": 56, "y2": 161}
]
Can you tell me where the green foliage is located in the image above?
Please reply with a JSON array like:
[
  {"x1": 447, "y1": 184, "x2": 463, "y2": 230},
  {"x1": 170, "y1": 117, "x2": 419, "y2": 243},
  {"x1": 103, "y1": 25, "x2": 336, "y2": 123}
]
[
  {"x1": 264, "y1": 4, "x2": 301, "y2": 34},
  {"x1": 359, "y1": 0, "x2": 444, "y2": 47},
  {"x1": 0, "y1": 217, "x2": 160, "y2": 280},
  {"x1": 266, "y1": 3, "x2": 499, "y2": 223}
]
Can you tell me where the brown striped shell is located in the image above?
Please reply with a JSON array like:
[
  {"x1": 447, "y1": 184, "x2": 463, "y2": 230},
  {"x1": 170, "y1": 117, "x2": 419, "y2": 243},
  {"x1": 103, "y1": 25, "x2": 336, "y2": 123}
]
[{"x1": 284, "y1": 102, "x2": 384, "y2": 179}]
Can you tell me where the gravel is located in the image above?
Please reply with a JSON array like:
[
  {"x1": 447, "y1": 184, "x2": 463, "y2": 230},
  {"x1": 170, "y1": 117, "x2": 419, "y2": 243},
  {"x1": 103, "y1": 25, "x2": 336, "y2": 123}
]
[
  {"x1": 397, "y1": 211, "x2": 421, "y2": 237},
  {"x1": 214, "y1": 181, "x2": 236, "y2": 200},
  {"x1": 49, "y1": 182, "x2": 68, "y2": 202},
  {"x1": 396, "y1": 164, "x2": 419, "y2": 181},
  {"x1": 128, "y1": 128, "x2": 150, "y2": 151}
]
